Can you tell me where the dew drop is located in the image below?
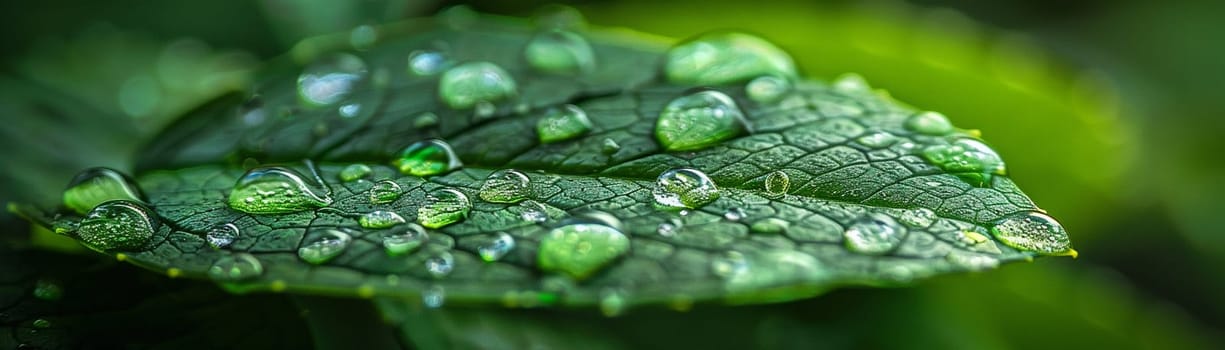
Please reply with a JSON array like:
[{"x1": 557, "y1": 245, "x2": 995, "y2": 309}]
[
  {"x1": 655, "y1": 90, "x2": 748, "y2": 151},
  {"x1": 599, "y1": 289, "x2": 626, "y2": 317},
  {"x1": 711, "y1": 251, "x2": 748, "y2": 278},
  {"x1": 904, "y1": 111, "x2": 954, "y2": 135},
  {"x1": 898, "y1": 208, "x2": 937, "y2": 228},
  {"x1": 297, "y1": 53, "x2": 367, "y2": 106},
  {"x1": 855, "y1": 131, "x2": 900, "y2": 149},
  {"x1": 745, "y1": 75, "x2": 791, "y2": 102},
  {"x1": 477, "y1": 232, "x2": 516, "y2": 262},
  {"x1": 945, "y1": 251, "x2": 1001, "y2": 271},
  {"x1": 537, "y1": 212, "x2": 630, "y2": 280},
  {"x1": 763, "y1": 170, "x2": 790, "y2": 198},
  {"x1": 359, "y1": 210, "x2": 406, "y2": 229},
  {"x1": 524, "y1": 30, "x2": 596, "y2": 74},
  {"x1": 382, "y1": 223, "x2": 428, "y2": 256},
  {"x1": 338, "y1": 103, "x2": 361, "y2": 118},
  {"x1": 990, "y1": 212, "x2": 1075, "y2": 257},
  {"x1": 425, "y1": 251, "x2": 455, "y2": 278},
  {"x1": 664, "y1": 32, "x2": 796, "y2": 85},
  {"x1": 369, "y1": 180, "x2": 402, "y2": 204},
  {"x1": 393, "y1": 139, "x2": 463, "y2": 176},
  {"x1": 653, "y1": 168, "x2": 720, "y2": 210},
  {"x1": 338, "y1": 164, "x2": 372, "y2": 182},
  {"x1": 62, "y1": 167, "x2": 145, "y2": 215},
  {"x1": 32, "y1": 280, "x2": 62, "y2": 301},
  {"x1": 77, "y1": 200, "x2": 158, "y2": 251},
  {"x1": 228, "y1": 166, "x2": 332, "y2": 214},
  {"x1": 519, "y1": 200, "x2": 549, "y2": 223},
  {"x1": 724, "y1": 207, "x2": 746, "y2": 221},
  {"x1": 843, "y1": 213, "x2": 907, "y2": 255},
  {"x1": 417, "y1": 188, "x2": 471, "y2": 228},
  {"x1": 601, "y1": 138, "x2": 621, "y2": 154},
  {"x1": 297, "y1": 230, "x2": 351, "y2": 264},
  {"x1": 413, "y1": 112, "x2": 440, "y2": 128},
  {"x1": 657, "y1": 218, "x2": 682, "y2": 237},
  {"x1": 408, "y1": 50, "x2": 450, "y2": 76},
  {"x1": 32, "y1": 318, "x2": 51, "y2": 329},
  {"x1": 206, "y1": 223, "x2": 240, "y2": 249},
  {"x1": 920, "y1": 139, "x2": 1007, "y2": 186},
  {"x1": 535, "y1": 104, "x2": 592, "y2": 143},
  {"x1": 438, "y1": 61, "x2": 517, "y2": 109},
  {"x1": 422, "y1": 285, "x2": 446, "y2": 308},
  {"x1": 479, "y1": 169, "x2": 531, "y2": 203},
  {"x1": 832, "y1": 73, "x2": 871, "y2": 93},
  {"x1": 208, "y1": 253, "x2": 264, "y2": 281},
  {"x1": 750, "y1": 218, "x2": 789, "y2": 234}
]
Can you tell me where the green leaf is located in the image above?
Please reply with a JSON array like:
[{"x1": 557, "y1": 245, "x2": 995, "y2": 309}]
[{"x1": 19, "y1": 11, "x2": 1073, "y2": 311}]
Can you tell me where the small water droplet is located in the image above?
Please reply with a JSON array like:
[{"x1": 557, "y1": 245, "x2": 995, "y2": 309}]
[
  {"x1": 904, "y1": 111, "x2": 953, "y2": 135},
  {"x1": 438, "y1": 61, "x2": 517, "y2": 109},
  {"x1": 298, "y1": 53, "x2": 367, "y2": 106},
  {"x1": 723, "y1": 207, "x2": 746, "y2": 221},
  {"x1": 958, "y1": 231, "x2": 990, "y2": 245},
  {"x1": 393, "y1": 139, "x2": 463, "y2": 176},
  {"x1": 536, "y1": 104, "x2": 592, "y2": 143},
  {"x1": 473, "y1": 101, "x2": 497, "y2": 118},
  {"x1": 338, "y1": 164, "x2": 372, "y2": 182},
  {"x1": 843, "y1": 213, "x2": 907, "y2": 255},
  {"x1": 417, "y1": 188, "x2": 471, "y2": 228},
  {"x1": 525, "y1": 30, "x2": 595, "y2": 74},
  {"x1": 369, "y1": 180, "x2": 402, "y2": 204},
  {"x1": 425, "y1": 251, "x2": 455, "y2": 278},
  {"x1": 763, "y1": 170, "x2": 790, "y2": 198},
  {"x1": 664, "y1": 32, "x2": 796, "y2": 85},
  {"x1": 750, "y1": 218, "x2": 789, "y2": 234},
  {"x1": 599, "y1": 289, "x2": 626, "y2": 317},
  {"x1": 32, "y1": 280, "x2": 62, "y2": 301},
  {"x1": 62, "y1": 167, "x2": 145, "y2": 215},
  {"x1": 422, "y1": 285, "x2": 446, "y2": 308},
  {"x1": 537, "y1": 212, "x2": 630, "y2": 280},
  {"x1": 208, "y1": 253, "x2": 264, "y2": 281},
  {"x1": 206, "y1": 223, "x2": 240, "y2": 249},
  {"x1": 855, "y1": 131, "x2": 899, "y2": 149},
  {"x1": 655, "y1": 90, "x2": 748, "y2": 151},
  {"x1": 413, "y1": 112, "x2": 440, "y2": 128},
  {"x1": 921, "y1": 139, "x2": 1007, "y2": 186},
  {"x1": 519, "y1": 200, "x2": 549, "y2": 223},
  {"x1": 479, "y1": 169, "x2": 531, "y2": 203},
  {"x1": 297, "y1": 230, "x2": 351, "y2": 264},
  {"x1": 653, "y1": 168, "x2": 720, "y2": 210},
  {"x1": 710, "y1": 251, "x2": 748, "y2": 278},
  {"x1": 601, "y1": 138, "x2": 621, "y2": 154},
  {"x1": 77, "y1": 200, "x2": 158, "y2": 251},
  {"x1": 898, "y1": 208, "x2": 937, "y2": 228},
  {"x1": 32, "y1": 318, "x2": 51, "y2": 329},
  {"x1": 657, "y1": 218, "x2": 682, "y2": 237},
  {"x1": 359, "y1": 210, "x2": 406, "y2": 229},
  {"x1": 338, "y1": 103, "x2": 361, "y2": 118},
  {"x1": 745, "y1": 75, "x2": 791, "y2": 102},
  {"x1": 382, "y1": 224, "x2": 428, "y2": 256},
  {"x1": 990, "y1": 212, "x2": 1075, "y2": 257},
  {"x1": 349, "y1": 25, "x2": 377, "y2": 51},
  {"x1": 477, "y1": 232, "x2": 516, "y2": 262},
  {"x1": 832, "y1": 73, "x2": 870, "y2": 93},
  {"x1": 228, "y1": 166, "x2": 332, "y2": 214},
  {"x1": 408, "y1": 50, "x2": 450, "y2": 76}
]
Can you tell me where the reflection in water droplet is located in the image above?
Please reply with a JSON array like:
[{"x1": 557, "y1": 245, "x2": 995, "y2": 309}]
[
  {"x1": 206, "y1": 223, "x2": 240, "y2": 249},
  {"x1": 478, "y1": 232, "x2": 516, "y2": 262},
  {"x1": 425, "y1": 251, "x2": 455, "y2": 278},
  {"x1": 653, "y1": 168, "x2": 720, "y2": 210},
  {"x1": 843, "y1": 213, "x2": 907, "y2": 255},
  {"x1": 382, "y1": 224, "x2": 428, "y2": 256},
  {"x1": 408, "y1": 50, "x2": 450, "y2": 76},
  {"x1": 63, "y1": 167, "x2": 145, "y2": 215},
  {"x1": 904, "y1": 111, "x2": 953, "y2": 135},
  {"x1": 298, "y1": 53, "x2": 367, "y2": 106},
  {"x1": 208, "y1": 253, "x2": 264, "y2": 281},
  {"x1": 655, "y1": 90, "x2": 748, "y2": 151},
  {"x1": 418, "y1": 189, "x2": 471, "y2": 228},
  {"x1": 745, "y1": 75, "x2": 791, "y2": 102},
  {"x1": 899, "y1": 208, "x2": 937, "y2": 228},
  {"x1": 77, "y1": 200, "x2": 159, "y2": 251},
  {"x1": 537, "y1": 212, "x2": 629, "y2": 280},
  {"x1": 990, "y1": 212, "x2": 1075, "y2": 257},
  {"x1": 228, "y1": 166, "x2": 332, "y2": 214},
  {"x1": 297, "y1": 230, "x2": 351, "y2": 264},
  {"x1": 360, "y1": 210, "x2": 406, "y2": 229},
  {"x1": 479, "y1": 169, "x2": 531, "y2": 203},
  {"x1": 525, "y1": 30, "x2": 596, "y2": 74},
  {"x1": 369, "y1": 180, "x2": 402, "y2": 204},
  {"x1": 338, "y1": 164, "x2": 372, "y2": 182},
  {"x1": 394, "y1": 139, "x2": 463, "y2": 176},
  {"x1": 536, "y1": 104, "x2": 592, "y2": 143},
  {"x1": 763, "y1": 170, "x2": 790, "y2": 198},
  {"x1": 438, "y1": 61, "x2": 517, "y2": 109},
  {"x1": 664, "y1": 32, "x2": 796, "y2": 85}
]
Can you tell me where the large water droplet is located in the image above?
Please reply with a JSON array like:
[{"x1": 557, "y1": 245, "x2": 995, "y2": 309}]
[
  {"x1": 745, "y1": 75, "x2": 791, "y2": 103},
  {"x1": 664, "y1": 32, "x2": 796, "y2": 85},
  {"x1": 62, "y1": 167, "x2": 144, "y2": 215},
  {"x1": 208, "y1": 253, "x2": 263, "y2": 281},
  {"x1": 653, "y1": 168, "x2": 720, "y2": 210},
  {"x1": 524, "y1": 30, "x2": 596, "y2": 74},
  {"x1": 477, "y1": 232, "x2": 516, "y2": 262},
  {"x1": 763, "y1": 170, "x2": 790, "y2": 198},
  {"x1": 843, "y1": 213, "x2": 907, "y2": 255},
  {"x1": 537, "y1": 212, "x2": 630, "y2": 280},
  {"x1": 206, "y1": 223, "x2": 240, "y2": 249},
  {"x1": 899, "y1": 208, "x2": 937, "y2": 228},
  {"x1": 338, "y1": 164, "x2": 372, "y2": 182},
  {"x1": 655, "y1": 90, "x2": 748, "y2": 151},
  {"x1": 298, "y1": 53, "x2": 367, "y2": 106},
  {"x1": 360, "y1": 210, "x2": 406, "y2": 229},
  {"x1": 228, "y1": 166, "x2": 332, "y2": 214},
  {"x1": 536, "y1": 104, "x2": 592, "y2": 143},
  {"x1": 77, "y1": 200, "x2": 158, "y2": 251},
  {"x1": 369, "y1": 180, "x2": 403, "y2": 204},
  {"x1": 425, "y1": 251, "x2": 455, "y2": 278},
  {"x1": 408, "y1": 50, "x2": 450, "y2": 76},
  {"x1": 298, "y1": 230, "x2": 352, "y2": 264},
  {"x1": 904, "y1": 111, "x2": 953, "y2": 135},
  {"x1": 991, "y1": 212, "x2": 1075, "y2": 257},
  {"x1": 438, "y1": 61, "x2": 517, "y2": 109},
  {"x1": 921, "y1": 139, "x2": 1007, "y2": 186},
  {"x1": 479, "y1": 169, "x2": 531, "y2": 203},
  {"x1": 382, "y1": 223, "x2": 428, "y2": 256},
  {"x1": 393, "y1": 139, "x2": 463, "y2": 176},
  {"x1": 417, "y1": 189, "x2": 471, "y2": 228}
]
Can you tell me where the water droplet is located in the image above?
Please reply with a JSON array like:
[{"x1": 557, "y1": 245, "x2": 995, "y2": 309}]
[
  {"x1": 393, "y1": 139, "x2": 463, "y2": 176},
  {"x1": 750, "y1": 218, "x2": 789, "y2": 234},
  {"x1": 298, "y1": 53, "x2": 367, "y2": 106},
  {"x1": 536, "y1": 104, "x2": 592, "y2": 143},
  {"x1": 653, "y1": 168, "x2": 720, "y2": 210},
  {"x1": 921, "y1": 139, "x2": 1007, "y2": 186},
  {"x1": 763, "y1": 170, "x2": 790, "y2": 198},
  {"x1": 422, "y1": 285, "x2": 446, "y2": 308},
  {"x1": 479, "y1": 169, "x2": 531, "y2": 203},
  {"x1": 408, "y1": 50, "x2": 450, "y2": 76},
  {"x1": 359, "y1": 210, "x2": 406, "y2": 229},
  {"x1": 537, "y1": 212, "x2": 630, "y2": 280},
  {"x1": 369, "y1": 180, "x2": 402, "y2": 204},
  {"x1": 438, "y1": 61, "x2": 517, "y2": 109},
  {"x1": 228, "y1": 166, "x2": 332, "y2": 214},
  {"x1": 349, "y1": 25, "x2": 377, "y2": 51},
  {"x1": 599, "y1": 289, "x2": 626, "y2": 317},
  {"x1": 477, "y1": 232, "x2": 516, "y2": 262},
  {"x1": 711, "y1": 251, "x2": 749, "y2": 278},
  {"x1": 208, "y1": 253, "x2": 263, "y2": 281},
  {"x1": 473, "y1": 101, "x2": 497, "y2": 118},
  {"x1": 657, "y1": 218, "x2": 682, "y2": 237},
  {"x1": 601, "y1": 138, "x2": 621, "y2": 154},
  {"x1": 945, "y1": 251, "x2": 1000, "y2": 270},
  {"x1": 519, "y1": 200, "x2": 549, "y2": 223},
  {"x1": 417, "y1": 189, "x2": 471, "y2": 228},
  {"x1": 991, "y1": 212, "x2": 1075, "y2": 257},
  {"x1": 843, "y1": 213, "x2": 907, "y2": 255},
  {"x1": 724, "y1": 207, "x2": 746, "y2": 221},
  {"x1": 958, "y1": 231, "x2": 990, "y2": 245},
  {"x1": 855, "y1": 131, "x2": 899, "y2": 149},
  {"x1": 32, "y1": 318, "x2": 51, "y2": 329},
  {"x1": 425, "y1": 251, "x2": 455, "y2": 278},
  {"x1": 745, "y1": 75, "x2": 791, "y2": 102},
  {"x1": 413, "y1": 112, "x2": 440, "y2": 128},
  {"x1": 898, "y1": 208, "x2": 936, "y2": 228},
  {"x1": 32, "y1": 280, "x2": 62, "y2": 301},
  {"x1": 525, "y1": 30, "x2": 595, "y2": 74},
  {"x1": 77, "y1": 200, "x2": 158, "y2": 251},
  {"x1": 832, "y1": 73, "x2": 870, "y2": 93},
  {"x1": 655, "y1": 90, "x2": 748, "y2": 151},
  {"x1": 904, "y1": 111, "x2": 953, "y2": 135},
  {"x1": 206, "y1": 223, "x2": 240, "y2": 249},
  {"x1": 338, "y1": 164, "x2": 372, "y2": 182},
  {"x1": 382, "y1": 224, "x2": 428, "y2": 256},
  {"x1": 62, "y1": 167, "x2": 144, "y2": 215},
  {"x1": 664, "y1": 32, "x2": 796, "y2": 85},
  {"x1": 338, "y1": 103, "x2": 361, "y2": 118},
  {"x1": 297, "y1": 230, "x2": 351, "y2": 264}
]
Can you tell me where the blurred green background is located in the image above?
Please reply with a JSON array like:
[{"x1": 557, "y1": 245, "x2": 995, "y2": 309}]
[{"x1": 1, "y1": 0, "x2": 1221, "y2": 348}]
